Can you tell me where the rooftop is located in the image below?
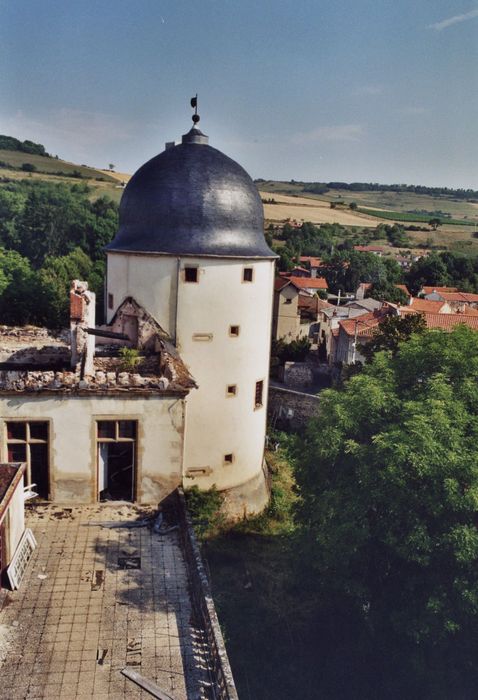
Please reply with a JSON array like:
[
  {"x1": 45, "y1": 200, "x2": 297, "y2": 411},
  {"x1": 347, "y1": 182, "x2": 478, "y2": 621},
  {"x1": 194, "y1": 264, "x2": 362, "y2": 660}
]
[{"x1": 0, "y1": 504, "x2": 213, "y2": 699}]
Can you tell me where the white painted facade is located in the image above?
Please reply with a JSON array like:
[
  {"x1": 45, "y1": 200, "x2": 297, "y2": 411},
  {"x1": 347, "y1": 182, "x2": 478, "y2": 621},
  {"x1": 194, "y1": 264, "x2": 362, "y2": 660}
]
[
  {"x1": 107, "y1": 252, "x2": 275, "y2": 507},
  {"x1": 0, "y1": 472, "x2": 25, "y2": 565},
  {"x1": 0, "y1": 396, "x2": 185, "y2": 504}
]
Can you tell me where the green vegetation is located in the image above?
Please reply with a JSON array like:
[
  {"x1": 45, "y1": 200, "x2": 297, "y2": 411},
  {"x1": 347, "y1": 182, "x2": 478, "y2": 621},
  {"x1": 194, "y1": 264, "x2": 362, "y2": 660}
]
[
  {"x1": 358, "y1": 206, "x2": 476, "y2": 226},
  {"x1": 207, "y1": 327, "x2": 478, "y2": 698},
  {"x1": 118, "y1": 347, "x2": 141, "y2": 371},
  {"x1": 0, "y1": 179, "x2": 118, "y2": 326},
  {"x1": 0, "y1": 135, "x2": 48, "y2": 156}
]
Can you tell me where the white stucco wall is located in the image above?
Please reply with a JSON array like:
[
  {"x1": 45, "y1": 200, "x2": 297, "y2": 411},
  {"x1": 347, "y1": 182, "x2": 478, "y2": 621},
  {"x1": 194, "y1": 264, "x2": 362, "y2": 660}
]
[
  {"x1": 106, "y1": 252, "x2": 275, "y2": 495},
  {"x1": 0, "y1": 395, "x2": 185, "y2": 504}
]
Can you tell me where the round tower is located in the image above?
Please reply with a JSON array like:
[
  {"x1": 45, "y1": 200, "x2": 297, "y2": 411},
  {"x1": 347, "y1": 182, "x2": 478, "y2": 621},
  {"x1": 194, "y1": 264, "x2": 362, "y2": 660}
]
[{"x1": 105, "y1": 120, "x2": 276, "y2": 517}]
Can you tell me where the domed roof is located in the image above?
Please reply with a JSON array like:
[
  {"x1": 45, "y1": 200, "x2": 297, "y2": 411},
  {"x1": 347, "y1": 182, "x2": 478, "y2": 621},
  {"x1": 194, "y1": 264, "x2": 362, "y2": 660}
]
[{"x1": 106, "y1": 127, "x2": 275, "y2": 259}]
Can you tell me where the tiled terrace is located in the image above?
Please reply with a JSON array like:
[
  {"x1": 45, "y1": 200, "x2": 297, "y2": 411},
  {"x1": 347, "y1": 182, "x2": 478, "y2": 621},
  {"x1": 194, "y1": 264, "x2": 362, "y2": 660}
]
[{"x1": 0, "y1": 504, "x2": 212, "y2": 699}]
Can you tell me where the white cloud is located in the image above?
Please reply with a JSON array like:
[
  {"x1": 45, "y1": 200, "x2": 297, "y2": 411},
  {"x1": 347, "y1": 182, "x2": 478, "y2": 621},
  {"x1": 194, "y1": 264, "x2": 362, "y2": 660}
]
[
  {"x1": 292, "y1": 124, "x2": 364, "y2": 145},
  {"x1": 429, "y1": 7, "x2": 478, "y2": 31}
]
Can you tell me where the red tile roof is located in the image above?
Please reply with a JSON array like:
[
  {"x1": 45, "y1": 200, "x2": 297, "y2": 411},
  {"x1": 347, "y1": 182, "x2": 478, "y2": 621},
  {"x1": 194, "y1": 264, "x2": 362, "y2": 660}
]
[
  {"x1": 354, "y1": 245, "x2": 385, "y2": 253},
  {"x1": 274, "y1": 278, "x2": 291, "y2": 292},
  {"x1": 422, "y1": 286, "x2": 458, "y2": 294},
  {"x1": 438, "y1": 292, "x2": 478, "y2": 303},
  {"x1": 299, "y1": 256, "x2": 322, "y2": 267},
  {"x1": 286, "y1": 276, "x2": 328, "y2": 290},
  {"x1": 395, "y1": 284, "x2": 411, "y2": 295},
  {"x1": 407, "y1": 298, "x2": 448, "y2": 313},
  {"x1": 338, "y1": 310, "x2": 390, "y2": 337},
  {"x1": 422, "y1": 313, "x2": 478, "y2": 330}
]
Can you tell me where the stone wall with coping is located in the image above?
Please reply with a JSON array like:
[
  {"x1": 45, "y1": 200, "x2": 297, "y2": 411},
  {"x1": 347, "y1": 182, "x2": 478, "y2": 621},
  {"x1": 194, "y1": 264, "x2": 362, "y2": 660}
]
[
  {"x1": 268, "y1": 385, "x2": 321, "y2": 430},
  {"x1": 176, "y1": 489, "x2": 239, "y2": 700}
]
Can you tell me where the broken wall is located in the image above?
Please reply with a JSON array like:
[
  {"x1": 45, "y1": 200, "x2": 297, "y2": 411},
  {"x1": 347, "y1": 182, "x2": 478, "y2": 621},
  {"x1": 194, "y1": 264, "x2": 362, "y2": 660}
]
[{"x1": 0, "y1": 395, "x2": 185, "y2": 505}]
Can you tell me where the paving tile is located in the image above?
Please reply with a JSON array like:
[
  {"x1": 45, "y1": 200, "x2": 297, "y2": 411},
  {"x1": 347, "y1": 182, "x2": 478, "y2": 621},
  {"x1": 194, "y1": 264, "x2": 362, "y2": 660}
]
[{"x1": 0, "y1": 504, "x2": 211, "y2": 698}]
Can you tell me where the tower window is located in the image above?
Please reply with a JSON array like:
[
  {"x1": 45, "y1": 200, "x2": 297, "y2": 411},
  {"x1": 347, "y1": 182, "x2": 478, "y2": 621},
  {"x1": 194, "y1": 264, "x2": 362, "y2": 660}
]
[
  {"x1": 229, "y1": 325, "x2": 240, "y2": 337},
  {"x1": 226, "y1": 384, "x2": 237, "y2": 397},
  {"x1": 108, "y1": 293, "x2": 114, "y2": 310},
  {"x1": 243, "y1": 267, "x2": 254, "y2": 283},
  {"x1": 255, "y1": 380, "x2": 264, "y2": 409},
  {"x1": 224, "y1": 453, "x2": 234, "y2": 464},
  {"x1": 184, "y1": 267, "x2": 198, "y2": 283}
]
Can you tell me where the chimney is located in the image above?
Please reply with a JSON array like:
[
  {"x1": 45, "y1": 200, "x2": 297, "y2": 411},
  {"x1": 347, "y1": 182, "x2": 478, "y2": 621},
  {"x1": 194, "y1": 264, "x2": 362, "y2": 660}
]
[{"x1": 70, "y1": 280, "x2": 96, "y2": 376}]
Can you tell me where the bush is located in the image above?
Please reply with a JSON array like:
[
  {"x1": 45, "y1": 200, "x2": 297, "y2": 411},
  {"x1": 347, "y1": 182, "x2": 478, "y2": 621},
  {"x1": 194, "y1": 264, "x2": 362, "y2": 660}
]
[
  {"x1": 21, "y1": 163, "x2": 37, "y2": 172},
  {"x1": 184, "y1": 485, "x2": 225, "y2": 540}
]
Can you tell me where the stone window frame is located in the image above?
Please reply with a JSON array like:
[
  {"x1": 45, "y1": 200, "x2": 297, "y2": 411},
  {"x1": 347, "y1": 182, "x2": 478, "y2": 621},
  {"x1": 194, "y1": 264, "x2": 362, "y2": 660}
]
[
  {"x1": 4, "y1": 420, "x2": 50, "y2": 495},
  {"x1": 229, "y1": 325, "x2": 240, "y2": 337},
  {"x1": 224, "y1": 453, "x2": 234, "y2": 465},
  {"x1": 226, "y1": 384, "x2": 237, "y2": 397},
  {"x1": 96, "y1": 419, "x2": 138, "y2": 502}
]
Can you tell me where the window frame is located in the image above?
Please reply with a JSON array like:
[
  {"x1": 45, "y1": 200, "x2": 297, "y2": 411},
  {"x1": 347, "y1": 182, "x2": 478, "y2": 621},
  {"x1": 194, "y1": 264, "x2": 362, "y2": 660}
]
[
  {"x1": 254, "y1": 379, "x2": 265, "y2": 409},
  {"x1": 226, "y1": 384, "x2": 238, "y2": 397},
  {"x1": 242, "y1": 267, "x2": 254, "y2": 283},
  {"x1": 184, "y1": 266, "x2": 199, "y2": 283},
  {"x1": 229, "y1": 325, "x2": 240, "y2": 337},
  {"x1": 5, "y1": 420, "x2": 50, "y2": 495}
]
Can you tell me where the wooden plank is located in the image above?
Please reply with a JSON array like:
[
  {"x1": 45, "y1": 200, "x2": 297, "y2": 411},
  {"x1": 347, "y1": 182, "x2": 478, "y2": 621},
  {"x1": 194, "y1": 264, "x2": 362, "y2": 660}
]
[{"x1": 120, "y1": 668, "x2": 176, "y2": 700}]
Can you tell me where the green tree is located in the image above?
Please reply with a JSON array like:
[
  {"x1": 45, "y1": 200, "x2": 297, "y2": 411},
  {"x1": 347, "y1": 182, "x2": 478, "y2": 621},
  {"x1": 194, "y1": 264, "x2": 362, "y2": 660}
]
[
  {"x1": 359, "y1": 313, "x2": 426, "y2": 361},
  {"x1": 429, "y1": 217, "x2": 442, "y2": 230},
  {"x1": 296, "y1": 325, "x2": 478, "y2": 642}
]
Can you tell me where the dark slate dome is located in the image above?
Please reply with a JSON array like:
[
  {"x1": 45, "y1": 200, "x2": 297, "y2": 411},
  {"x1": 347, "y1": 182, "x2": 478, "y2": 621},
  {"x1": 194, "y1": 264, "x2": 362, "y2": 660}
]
[{"x1": 106, "y1": 127, "x2": 275, "y2": 258}]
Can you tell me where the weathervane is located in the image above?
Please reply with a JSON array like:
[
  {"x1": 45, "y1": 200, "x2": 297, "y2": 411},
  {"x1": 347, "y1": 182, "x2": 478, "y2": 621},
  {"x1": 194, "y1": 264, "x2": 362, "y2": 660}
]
[{"x1": 190, "y1": 94, "x2": 200, "y2": 125}]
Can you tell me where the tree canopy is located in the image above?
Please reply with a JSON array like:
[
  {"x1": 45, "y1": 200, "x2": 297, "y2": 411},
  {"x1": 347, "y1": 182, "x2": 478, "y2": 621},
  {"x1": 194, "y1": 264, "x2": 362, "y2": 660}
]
[{"x1": 296, "y1": 325, "x2": 478, "y2": 643}]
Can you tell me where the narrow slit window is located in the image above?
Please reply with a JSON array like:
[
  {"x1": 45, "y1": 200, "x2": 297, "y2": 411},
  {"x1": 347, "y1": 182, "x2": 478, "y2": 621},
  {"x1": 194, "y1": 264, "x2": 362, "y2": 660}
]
[
  {"x1": 226, "y1": 385, "x2": 237, "y2": 397},
  {"x1": 184, "y1": 267, "x2": 198, "y2": 283},
  {"x1": 224, "y1": 453, "x2": 234, "y2": 464},
  {"x1": 108, "y1": 293, "x2": 114, "y2": 310},
  {"x1": 243, "y1": 267, "x2": 254, "y2": 283},
  {"x1": 255, "y1": 380, "x2": 264, "y2": 408},
  {"x1": 229, "y1": 325, "x2": 240, "y2": 337}
]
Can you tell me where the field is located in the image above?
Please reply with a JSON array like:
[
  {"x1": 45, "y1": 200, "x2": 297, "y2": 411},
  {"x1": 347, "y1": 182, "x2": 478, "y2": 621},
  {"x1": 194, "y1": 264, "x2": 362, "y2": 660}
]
[
  {"x1": 260, "y1": 191, "x2": 390, "y2": 227},
  {"x1": 0, "y1": 149, "x2": 118, "y2": 182},
  {"x1": 358, "y1": 206, "x2": 476, "y2": 227}
]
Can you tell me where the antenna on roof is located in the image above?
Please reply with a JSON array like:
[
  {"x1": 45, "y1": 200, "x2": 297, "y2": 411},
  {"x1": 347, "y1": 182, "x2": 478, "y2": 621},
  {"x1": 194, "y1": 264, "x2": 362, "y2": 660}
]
[{"x1": 190, "y1": 94, "x2": 200, "y2": 125}]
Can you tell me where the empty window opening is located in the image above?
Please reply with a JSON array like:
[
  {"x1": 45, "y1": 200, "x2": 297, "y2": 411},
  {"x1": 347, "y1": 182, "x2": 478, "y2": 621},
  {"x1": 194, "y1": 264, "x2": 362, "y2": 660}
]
[
  {"x1": 255, "y1": 380, "x2": 264, "y2": 408},
  {"x1": 5, "y1": 421, "x2": 49, "y2": 499},
  {"x1": 226, "y1": 385, "x2": 237, "y2": 397},
  {"x1": 284, "y1": 299, "x2": 292, "y2": 305},
  {"x1": 184, "y1": 267, "x2": 198, "y2": 283},
  {"x1": 224, "y1": 453, "x2": 234, "y2": 464},
  {"x1": 97, "y1": 420, "x2": 136, "y2": 502},
  {"x1": 243, "y1": 267, "x2": 254, "y2": 283},
  {"x1": 229, "y1": 325, "x2": 240, "y2": 337},
  {"x1": 108, "y1": 293, "x2": 114, "y2": 310}
]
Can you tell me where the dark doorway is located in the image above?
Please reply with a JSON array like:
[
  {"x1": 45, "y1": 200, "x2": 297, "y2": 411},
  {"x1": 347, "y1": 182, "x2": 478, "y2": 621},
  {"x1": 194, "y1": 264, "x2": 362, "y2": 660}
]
[{"x1": 97, "y1": 420, "x2": 136, "y2": 502}]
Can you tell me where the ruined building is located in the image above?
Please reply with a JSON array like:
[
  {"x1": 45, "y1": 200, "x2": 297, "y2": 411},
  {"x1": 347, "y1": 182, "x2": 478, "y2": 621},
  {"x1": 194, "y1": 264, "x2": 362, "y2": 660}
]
[{"x1": 0, "y1": 119, "x2": 276, "y2": 518}]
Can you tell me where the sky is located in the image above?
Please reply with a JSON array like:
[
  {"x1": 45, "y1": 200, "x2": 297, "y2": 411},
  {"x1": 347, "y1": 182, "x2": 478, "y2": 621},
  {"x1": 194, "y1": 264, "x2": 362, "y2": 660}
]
[{"x1": 1, "y1": 0, "x2": 477, "y2": 188}]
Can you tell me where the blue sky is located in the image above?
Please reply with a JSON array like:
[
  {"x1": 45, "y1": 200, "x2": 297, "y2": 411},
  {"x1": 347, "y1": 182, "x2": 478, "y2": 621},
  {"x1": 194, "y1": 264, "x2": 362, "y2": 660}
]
[{"x1": 1, "y1": 0, "x2": 477, "y2": 188}]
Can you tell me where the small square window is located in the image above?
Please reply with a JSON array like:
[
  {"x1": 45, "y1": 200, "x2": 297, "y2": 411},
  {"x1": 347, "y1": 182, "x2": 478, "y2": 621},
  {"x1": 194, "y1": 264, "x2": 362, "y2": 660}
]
[
  {"x1": 255, "y1": 380, "x2": 264, "y2": 408},
  {"x1": 284, "y1": 298, "x2": 292, "y2": 305},
  {"x1": 243, "y1": 267, "x2": 254, "y2": 282},
  {"x1": 229, "y1": 325, "x2": 240, "y2": 337},
  {"x1": 226, "y1": 385, "x2": 237, "y2": 397},
  {"x1": 184, "y1": 267, "x2": 198, "y2": 283},
  {"x1": 224, "y1": 453, "x2": 234, "y2": 464},
  {"x1": 108, "y1": 293, "x2": 114, "y2": 310}
]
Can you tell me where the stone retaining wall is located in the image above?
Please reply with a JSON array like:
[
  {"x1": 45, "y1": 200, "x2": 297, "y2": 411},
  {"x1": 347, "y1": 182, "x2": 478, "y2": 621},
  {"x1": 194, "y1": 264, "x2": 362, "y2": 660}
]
[{"x1": 268, "y1": 384, "x2": 321, "y2": 430}]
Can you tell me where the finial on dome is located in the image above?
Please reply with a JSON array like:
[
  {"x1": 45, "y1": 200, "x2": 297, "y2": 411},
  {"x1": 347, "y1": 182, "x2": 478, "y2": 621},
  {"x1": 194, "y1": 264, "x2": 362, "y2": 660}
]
[{"x1": 190, "y1": 94, "x2": 200, "y2": 124}]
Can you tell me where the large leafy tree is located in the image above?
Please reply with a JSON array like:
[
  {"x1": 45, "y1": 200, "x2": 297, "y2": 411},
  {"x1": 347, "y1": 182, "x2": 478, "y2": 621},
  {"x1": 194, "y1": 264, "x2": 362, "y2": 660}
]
[{"x1": 296, "y1": 325, "x2": 478, "y2": 642}]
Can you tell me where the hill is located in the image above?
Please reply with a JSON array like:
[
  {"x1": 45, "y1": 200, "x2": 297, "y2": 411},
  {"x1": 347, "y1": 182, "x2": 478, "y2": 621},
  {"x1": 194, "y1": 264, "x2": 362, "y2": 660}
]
[
  {"x1": 0, "y1": 134, "x2": 130, "y2": 203},
  {"x1": 259, "y1": 180, "x2": 478, "y2": 251}
]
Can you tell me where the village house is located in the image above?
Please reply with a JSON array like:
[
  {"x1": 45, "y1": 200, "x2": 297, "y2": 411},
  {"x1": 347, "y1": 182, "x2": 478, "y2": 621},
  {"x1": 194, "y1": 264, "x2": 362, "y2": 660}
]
[{"x1": 272, "y1": 278, "x2": 330, "y2": 342}]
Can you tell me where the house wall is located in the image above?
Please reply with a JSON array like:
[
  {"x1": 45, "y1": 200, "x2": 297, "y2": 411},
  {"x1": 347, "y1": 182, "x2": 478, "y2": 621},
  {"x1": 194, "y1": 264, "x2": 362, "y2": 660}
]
[
  {"x1": 107, "y1": 252, "x2": 275, "y2": 516},
  {"x1": 272, "y1": 286, "x2": 300, "y2": 341},
  {"x1": 0, "y1": 395, "x2": 185, "y2": 505}
]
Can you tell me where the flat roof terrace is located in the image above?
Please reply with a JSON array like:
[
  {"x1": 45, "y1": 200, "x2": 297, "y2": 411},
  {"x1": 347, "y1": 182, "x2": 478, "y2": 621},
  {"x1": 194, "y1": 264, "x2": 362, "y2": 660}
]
[{"x1": 0, "y1": 504, "x2": 212, "y2": 699}]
